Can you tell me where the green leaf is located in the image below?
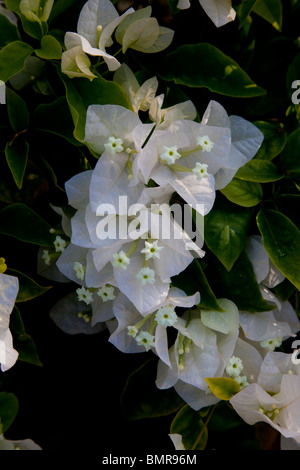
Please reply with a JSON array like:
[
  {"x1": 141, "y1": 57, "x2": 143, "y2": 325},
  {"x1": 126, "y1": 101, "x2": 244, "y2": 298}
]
[
  {"x1": 33, "y1": 96, "x2": 80, "y2": 145},
  {"x1": 10, "y1": 306, "x2": 42, "y2": 366},
  {"x1": 221, "y1": 178, "x2": 263, "y2": 207},
  {"x1": 204, "y1": 378, "x2": 240, "y2": 400},
  {"x1": 257, "y1": 209, "x2": 300, "y2": 291},
  {"x1": 0, "y1": 203, "x2": 55, "y2": 246},
  {"x1": 206, "y1": 250, "x2": 276, "y2": 312},
  {"x1": 6, "y1": 268, "x2": 51, "y2": 302},
  {"x1": 280, "y1": 128, "x2": 300, "y2": 175},
  {"x1": 0, "y1": 40, "x2": 33, "y2": 82},
  {"x1": 170, "y1": 405, "x2": 208, "y2": 450},
  {"x1": 253, "y1": 0, "x2": 283, "y2": 32},
  {"x1": 0, "y1": 13, "x2": 21, "y2": 47},
  {"x1": 236, "y1": 0, "x2": 257, "y2": 28},
  {"x1": 235, "y1": 160, "x2": 284, "y2": 183},
  {"x1": 120, "y1": 359, "x2": 184, "y2": 421},
  {"x1": 253, "y1": 121, "x2": 287, "y2": 161},
  {"x1": 6, "y1": 87, "x2": 30, "y2": 133},
  {"x1": 35, "y1": 34, "x2": 62, "y2": 59},
  {"x1": 172, "y1": 259, "x2": 224, "y2": 312},
  {"x1": 0, "y1": 392, "x2": 19, "y2": 433},
  {"x1": 5, "y1": 138, "x2": 29, "y2": 189},
  {"x1": 204, "y1": 196, "x2": 251, "y2": 271},
  {"x1": 5, "y1": 0, "x2": 45, "y2": 39},
  {"x1": 159, "y1": 44, "x2": 266, "y2": 98},
  {"x1": 58, "y1": 69, "x2": 130, "y2": 143}
]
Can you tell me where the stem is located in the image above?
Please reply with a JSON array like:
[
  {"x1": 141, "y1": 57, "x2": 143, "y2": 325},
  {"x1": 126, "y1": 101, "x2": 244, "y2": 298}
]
[{"x1": 191, "y1": 404, "x2": 216, "y2": 450}]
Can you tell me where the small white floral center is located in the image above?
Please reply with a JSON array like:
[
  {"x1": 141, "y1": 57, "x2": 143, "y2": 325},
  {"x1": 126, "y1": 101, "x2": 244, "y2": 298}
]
[
  {"x1": 112, "y1": 251, "x2": 130, "y2": 270},
  {"x1": 141, "y1": 240, "x2": 163, "y2": 261},
  {"x1": 76, "y1": 286, "x2": 93, "y2": 305},
  {"x1": 135, "y1": 330, "x2": 155, "y2": 351},
  {"x1": 155, "y1": 305, "x2": 178, "y2": 327},
  {"x1": 136, "y1": 267, "x2": 155, "y2": 286},
  {"x1": 53, "y1": 235, "x2": 67, "y2": 253},
  {"x1": 160, "y1": 146, "x2": 181, "y2": 165},
  {"x1": 127, "y1": 325, "x2": 138, "y2": 338},
  {"x1": 234, "y1": 375, "x2": 249, "y2": 390},
  {"x1": 73, "y1": 262, "x2": 86, "y2": 281},
  {"x1": 97, "y1": 285, "x2": 116, "y2": 302},
  {"x1": 104, "y1": 136, "x2": 124, "y2": 155},
  {"x1": 197, "y1": 135, "x2": 214, "y2": 152},
  {"x1": 226, "y1": 355, "x2": 244, "y2": 378},
  {"x1": 260, "y1": 337, "x2": 282, "y2": 351},
  {"x1": 192, "y1": 162, "x2": 209, "y2": 180}
]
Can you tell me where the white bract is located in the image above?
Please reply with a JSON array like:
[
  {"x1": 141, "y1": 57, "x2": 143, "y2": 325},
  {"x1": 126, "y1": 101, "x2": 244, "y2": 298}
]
[
  {"x1": 177, "y1": 0, "x2": 236, "y2": 28},
  {"x1": 0, "y1": 272, "x2": 19, "y2": 372}
]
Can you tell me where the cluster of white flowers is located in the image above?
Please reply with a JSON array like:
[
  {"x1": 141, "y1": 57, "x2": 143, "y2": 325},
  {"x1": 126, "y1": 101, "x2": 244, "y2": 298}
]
[
  {"x1": 61, "y1": 0, "x2": 174, "y2": 79},
  {"x1": 0, "y1": 268, "x2": 19, "y2": 372}
]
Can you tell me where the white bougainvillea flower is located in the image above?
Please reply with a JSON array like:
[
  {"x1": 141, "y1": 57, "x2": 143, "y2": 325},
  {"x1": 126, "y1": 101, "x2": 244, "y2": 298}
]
[
  {"x1": 114, "y1": 6, "x2": 174, "y2": 54},
  {"x1": 109, "y1": 287, "x2": 200, "y2": 361},
  {"x1": 169, "y1": 434, "x2": 186, "y2": 450},
  {"x1": 177, "y1": 0, "x2": 236, "y2": 28},
  {"x1": 149, "y1": 94, "x2": 197, "y2": 130},
  {"x1": 0, "y1": 272, "x2": 19, "y2": 372},
  {"x1": 230, "y1": 374, "x2": 300, "y2": 443},
  {"x1": 61, "y1": 45, "x2": 97, "y2": 80},
  {"x1": 201, "y1": 101, "x2": 264, "y2": 190},
  {"x1": 0, "y1": 434, "x2": 42, "y2": 450},
  {"x1": 113, "y1": 63, "x2": 158, "y2": 114},
  {"x1": 257, "y1": 351, "x2": 300, "y2": 395}
]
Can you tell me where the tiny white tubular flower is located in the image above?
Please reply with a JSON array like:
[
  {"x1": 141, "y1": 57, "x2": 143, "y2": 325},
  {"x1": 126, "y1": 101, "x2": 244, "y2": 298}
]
[
  {"x1": 114, "y1": 6, "x2": 174, "y2": 54},
  {"x1": 97, "y1": 284, "x2": 116, "y2": 302},
  {"x1": 155, "y1": 305, "x2": 178, "y2": 327},
  {"x1": 160, "y1": 146, "x2": 181, "y2": 165},
  {"x1": 112, "y1": 251, "x2": 130, "y2": 270},
  {"x1": 104, "y1": 136, "x2": 124, "y2": 155},
  {"x1": 54, "y1": 235, "x2": 67, "y2": 253},
  {"x1": 141, "y1": 240, "x2": 163, "y2": 261},
  {"x1": 135, "y1": 330, "x2": 155, "y2": 351},
  {"x1": 73, "y1": 261, "x2": 86, "y2": 281},
  {"x1": 192, "y1": 162, "x2": 209, "y2": 180},
  {"x1": 76, "y1": 286, "x2": 93, "y2": 305},
  {"x1": 197, "y1": 135, "x2": 214, "y2": 152},
  {"x1": 42, "y1": 249, "x2": 51, "y2": 266},
  {"x1": 136, "y1": 267, "x2": 156, "y2": 286},
  {"x1": 127, "y1": 325, "x2": 138, "y2": 338},
  {"x1": 226, "y1": 355, "x2": 244, "y2": 378},
  {"x1": 260, "y1": 337, "x2": 282, "y2": 351}
]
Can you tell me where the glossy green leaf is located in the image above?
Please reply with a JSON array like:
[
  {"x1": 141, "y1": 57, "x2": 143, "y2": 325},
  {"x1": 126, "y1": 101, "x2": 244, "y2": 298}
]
[
  {"x1": 6, "y1": 268, "x2": 52, "y2": 302},
  {"x1": 253, "y1": 121, "x2": 287, "y2": 161},
  {"x1": 0, "y1": 203, "x2": 55, "y2": 246},
  {"x1": 236, "y1": 0, "x2": 257, "y2": 27},
  {"x1": 257, "y1": 209, "x2": 300, "y2": 290},
  {"x1": 280, "y1": 128, "x2": 300, "y2": 175},
  {"x1": 120, "y1": 359, "x2": 184, "y2": 421},
  {"x1": 6, "y1": 87, "x2": 30, "y2": 133},
  {"x1": 58, "y1": 69, "x2": 130, "y2": 143},
  {"x1": 159, "y1": 44, "x2": 266, "y2": 98},
  {"x1": 235, "y1": 160, "x2": 284, "y2": 183},
  {"x1": 0, "y1": 392, "x2": 19, "y2": 433},
  {"x1": 171, "y1": 259, "x2": 224, "y2": 312},
  {"x1": 221, "y1": 178, "x2": 263, "y2": 207},
  {"x1": 204, "y1": 196, "x2": 251, "y2": 271},
  {"x1": 10, "y1": 306, "x2": 42, "y2": 366},
  {"x1": 204, "y1": 378, "x2": 240, "y2": 400},
  {"x1": 253, "y1": 0, "x2": 283, "y2": 32},
  {"x1": 0, "y1": 13, "x2": 21, "y2": 47},
  {"x1": 206, "y1": 251, "x2": 276, "y2": 312},
  {"x1": 170, "y1": 405, "x2": 208, "y2": 450},
  {"x1": 0, "y1": 40, "x2": 33, "y2": 82},
  {"x1": 35, "y1": 34, "x2": 62, "y2": 59},
  {"x1": 5, "y1": 138, "x2": 29, "y2": 189}
]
